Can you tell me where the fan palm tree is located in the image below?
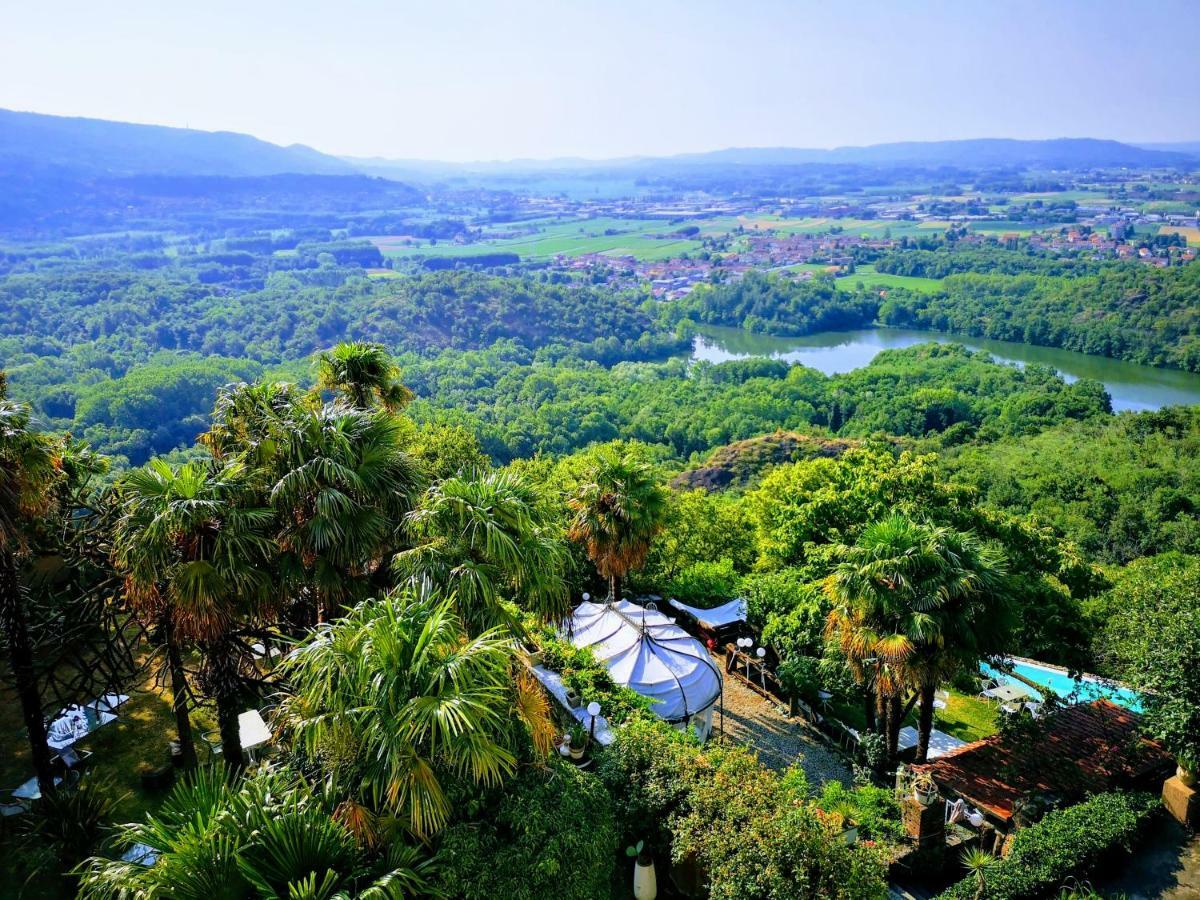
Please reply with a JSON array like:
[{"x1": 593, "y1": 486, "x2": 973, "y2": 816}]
[
  {"x1": 77, "y1": 766, "x2": 443, "y2": 899},
  {"x1": 825, "y1": 516, "x2": 1010, "y2": 763},
  {"x1": 269, "y1": 402, "x2": 423, "y2": 623},
  {"x1": 200, "y1": 379, "x2": 307, "y2": 466},
  {"x1": 316, "y1": 342, "x2": 414, "y2": 412},
  {"x1": 278, "y1": 587, "x2": 546, "y2": 838},
  {"x1": 567, "y1": 446, "x2": 667, "y2": 603},
  {"x1": 394, "y1": 468, "x2": 568, "y2": 634},
  {"x1": 112, "y1": 459, "x2": 276, "y2": 768},
  {"x1": 0, "y1": 380, "x2": 64, "y2": 793}
]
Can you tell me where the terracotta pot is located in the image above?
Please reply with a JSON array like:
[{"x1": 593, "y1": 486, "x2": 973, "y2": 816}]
[
  {"x1": 1178, "y1": 765, "x2": 1197, "y2": 788},
  {"x1": 633, "y1": 856, "x2": 657, "y2": 900}
]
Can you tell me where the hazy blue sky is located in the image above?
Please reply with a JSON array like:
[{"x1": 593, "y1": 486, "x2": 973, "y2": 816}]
[{"x1": 2, "y1": 0, "x2": 1196, "y2": 161}]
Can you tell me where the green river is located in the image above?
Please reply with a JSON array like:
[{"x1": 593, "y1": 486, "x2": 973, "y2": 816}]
[{"x1": 690, "y1": 326, "x2": 1200, "y2": 413}]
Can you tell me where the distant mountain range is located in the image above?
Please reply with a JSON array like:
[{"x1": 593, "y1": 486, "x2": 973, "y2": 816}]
[
  {"x1": 1, "y1": 108, "x2": 1196, "y2": 181},
  {"x1": 661, "y1": 138, "x2": 1196, "y2": 169},
  {"x1": 0, "y1": 108, "x2": 355, "y2": 177},
  {"x1": 354, "y1": 138, "x2": 1198, "y2": 179}
]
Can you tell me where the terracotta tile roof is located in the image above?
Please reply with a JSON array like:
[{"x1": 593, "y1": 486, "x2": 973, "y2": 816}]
[{"x1": 913, "y1": 700, "x2": 1171, "y2": 825}]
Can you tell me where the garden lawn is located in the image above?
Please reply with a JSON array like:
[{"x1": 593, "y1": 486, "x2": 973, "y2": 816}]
[
  {"x1": 827, "y1": 688, "x2": 996, "y2": 746},
  {"x1": 0, "y1": 658, "x2": 219, "y2": 826}
]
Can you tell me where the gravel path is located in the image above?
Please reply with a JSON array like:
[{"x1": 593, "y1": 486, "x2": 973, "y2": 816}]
[{"x1": 715, "y1": 654, "x2": 853, "y2": 788}]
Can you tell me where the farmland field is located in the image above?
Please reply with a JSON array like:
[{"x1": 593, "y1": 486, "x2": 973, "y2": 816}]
[
  {"x1": 968, "y1": 220, "x2": 1037, "y2": 236},
  {"x1": 1012, "y1": 190, "x2": 1112, "y2": 204},
  {"x1": 1160, "y1": 225, "x2": 1200, "y2": 246},
  {"x1": 833, "y1": 265, "x2": 942, "y2": 294},
  {"x1": 370, "y1": 216, "x2": 705, "y2": 261}
]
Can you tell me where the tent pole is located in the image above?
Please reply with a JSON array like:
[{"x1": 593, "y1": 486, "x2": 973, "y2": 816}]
[{"x1": 720, "y1": 687, "x2": 725, "y2": 743}]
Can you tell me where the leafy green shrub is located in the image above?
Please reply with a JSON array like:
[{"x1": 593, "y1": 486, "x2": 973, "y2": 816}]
[
  {"x1": 598, "y1": 719, "x2": 888, "y2": 899},
  {"x1": 860, "y1": 732, "x2": 889, "y2": 771},
  {"x1": 595, "y1": 717, "x2": 703, "y2": 851},
  {"x1": 740, "y1": 567, "x2": 821, "y2": 628},
  {"x1": 778, "y1": 655, "x2": 824, "y2": 704},
  {"x1": 1102, "y1": 554, "x2": 1200, "y2": 772},
  {"x1": 936, "y1": 791, "x2": 1159, "y2": 899},
  {"x1": 16, "y1": 776, "x2": 123, "y2": 890},
  {"x1": 436, "y1": 760, "x2": 618, "y2": 900},
  {"x1": 951, "y1": 666, "x2": 983, "y2": 695},
  {"x1": 77, "y1": 767, "x2": 441, "y2": 898},
  {"x1": 816, "y1": 780, "x2": 903, "y2": 843},
  {"x1": 666, "y1": 558, "x2": 740, "y2": 606},
  {"x1": 671, "y1": 744, "x2": 889, "y2": 900},
  {"x1": 760, "y1": 586, "x2": 828, "y2": 659}
]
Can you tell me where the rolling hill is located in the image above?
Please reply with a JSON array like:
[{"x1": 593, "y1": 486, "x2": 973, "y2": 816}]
[{"x1": 0, "y1": 108, "x2": 355, "y2": 177}]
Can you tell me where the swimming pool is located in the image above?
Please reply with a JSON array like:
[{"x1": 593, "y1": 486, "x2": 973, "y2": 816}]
[{"x1": 980, "y1": 658, "x2": 1143, "y2": 713}]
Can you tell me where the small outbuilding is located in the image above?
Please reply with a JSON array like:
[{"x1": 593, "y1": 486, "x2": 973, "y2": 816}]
[{"x1": 913, "y1": 699, "x2": 1172, "y2": 831}]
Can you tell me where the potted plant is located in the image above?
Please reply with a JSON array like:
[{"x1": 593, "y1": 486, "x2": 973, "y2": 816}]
[
  {"x1": 1177, "y1": 753, "x2": 1198, "y2": 788},
  {"x1": 567, "y1": 722, "x2": 588, "y2": 760},
  {"x1": 627, "y1": 840, "x2": 656, "y2": 900},
  {"x1": 912, "y1": 771, "x2": 938, "y2": 807}
]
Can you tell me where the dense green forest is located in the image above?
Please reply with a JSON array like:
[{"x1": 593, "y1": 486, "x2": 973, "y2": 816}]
[
  {"x1": 399, "y1": 342, "x2": 1108, "y2": 463},
  {"x1": 662, "y1": 262, "x2": 1200, "y2": 374},
  {"x1": 666, "y1": 272, "x2": 878, "y2": 335},
  {"x1": 4, "y1": 206, "x2": 1200, "y2": 900},
  {"x1": 879, "y1": 262, "x2": 1200, "y2": 371}
]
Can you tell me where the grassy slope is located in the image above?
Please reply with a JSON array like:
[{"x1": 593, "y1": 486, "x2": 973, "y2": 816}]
[{"x1": 834, "y1": 265, "x2": 943, "y2": 294}]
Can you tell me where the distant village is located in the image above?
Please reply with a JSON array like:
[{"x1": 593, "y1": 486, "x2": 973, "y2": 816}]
[{"x1": 419, "y1": 184, "x2": 1200, "y2": 299}]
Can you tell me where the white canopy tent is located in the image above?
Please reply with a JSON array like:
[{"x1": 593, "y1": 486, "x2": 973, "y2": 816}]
[
  {"x1": 566, "y1": 599, "x2": 723, "y2": 741},
  {"x1": 667, "y1": 597, "x2": 748, "y2": 632}
]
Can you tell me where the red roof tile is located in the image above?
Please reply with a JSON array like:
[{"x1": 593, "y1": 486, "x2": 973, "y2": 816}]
[{"x1": 913, "y1": 700, "x2": 1170, "y2": 825}]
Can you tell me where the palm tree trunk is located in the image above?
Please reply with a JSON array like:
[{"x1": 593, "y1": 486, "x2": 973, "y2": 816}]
[
  {"x1": 886, "y1": 692, "x2": 903, "y2": 760},
  {"x1": 163, "y1": 609, "x2": 198, "y2": 769},
  {"x1": 1, "y1": 549, "x2": 55, "y2": 793},
  {"x1": 915, "y1": 682, "x2": 936, "y2": 763},
  {"x1": 216, "y1": 691, "x2": 244, "y2": 770},
  {"x1": 609, "y1": 573, "x2": 621, "y2": 603},
  {"x1": 209, "y1": 641, "x2": 245, "y2": 769}
]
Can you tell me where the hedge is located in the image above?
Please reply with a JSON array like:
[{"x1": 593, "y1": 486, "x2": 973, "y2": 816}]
[{"x1": 937, "y1": 791, "x2": 1159, "y2": 899}]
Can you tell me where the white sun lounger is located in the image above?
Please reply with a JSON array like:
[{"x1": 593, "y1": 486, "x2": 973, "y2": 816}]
[{"x1": 898, "y1": 726, "x2": 967, "y2": 758}]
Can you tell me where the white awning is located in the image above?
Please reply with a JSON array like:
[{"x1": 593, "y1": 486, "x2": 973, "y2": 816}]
[
  {"x1": 566, "y1": 600, "x2": 722, "y2": 723},
  {"x1": 668, "y1": 597, "x2": 748, "y2": 630}
]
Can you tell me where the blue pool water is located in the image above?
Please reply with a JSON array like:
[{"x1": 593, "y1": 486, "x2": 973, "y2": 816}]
[{"x1": 981, "y1": 658, "x2": 1143, "y2": 713}]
